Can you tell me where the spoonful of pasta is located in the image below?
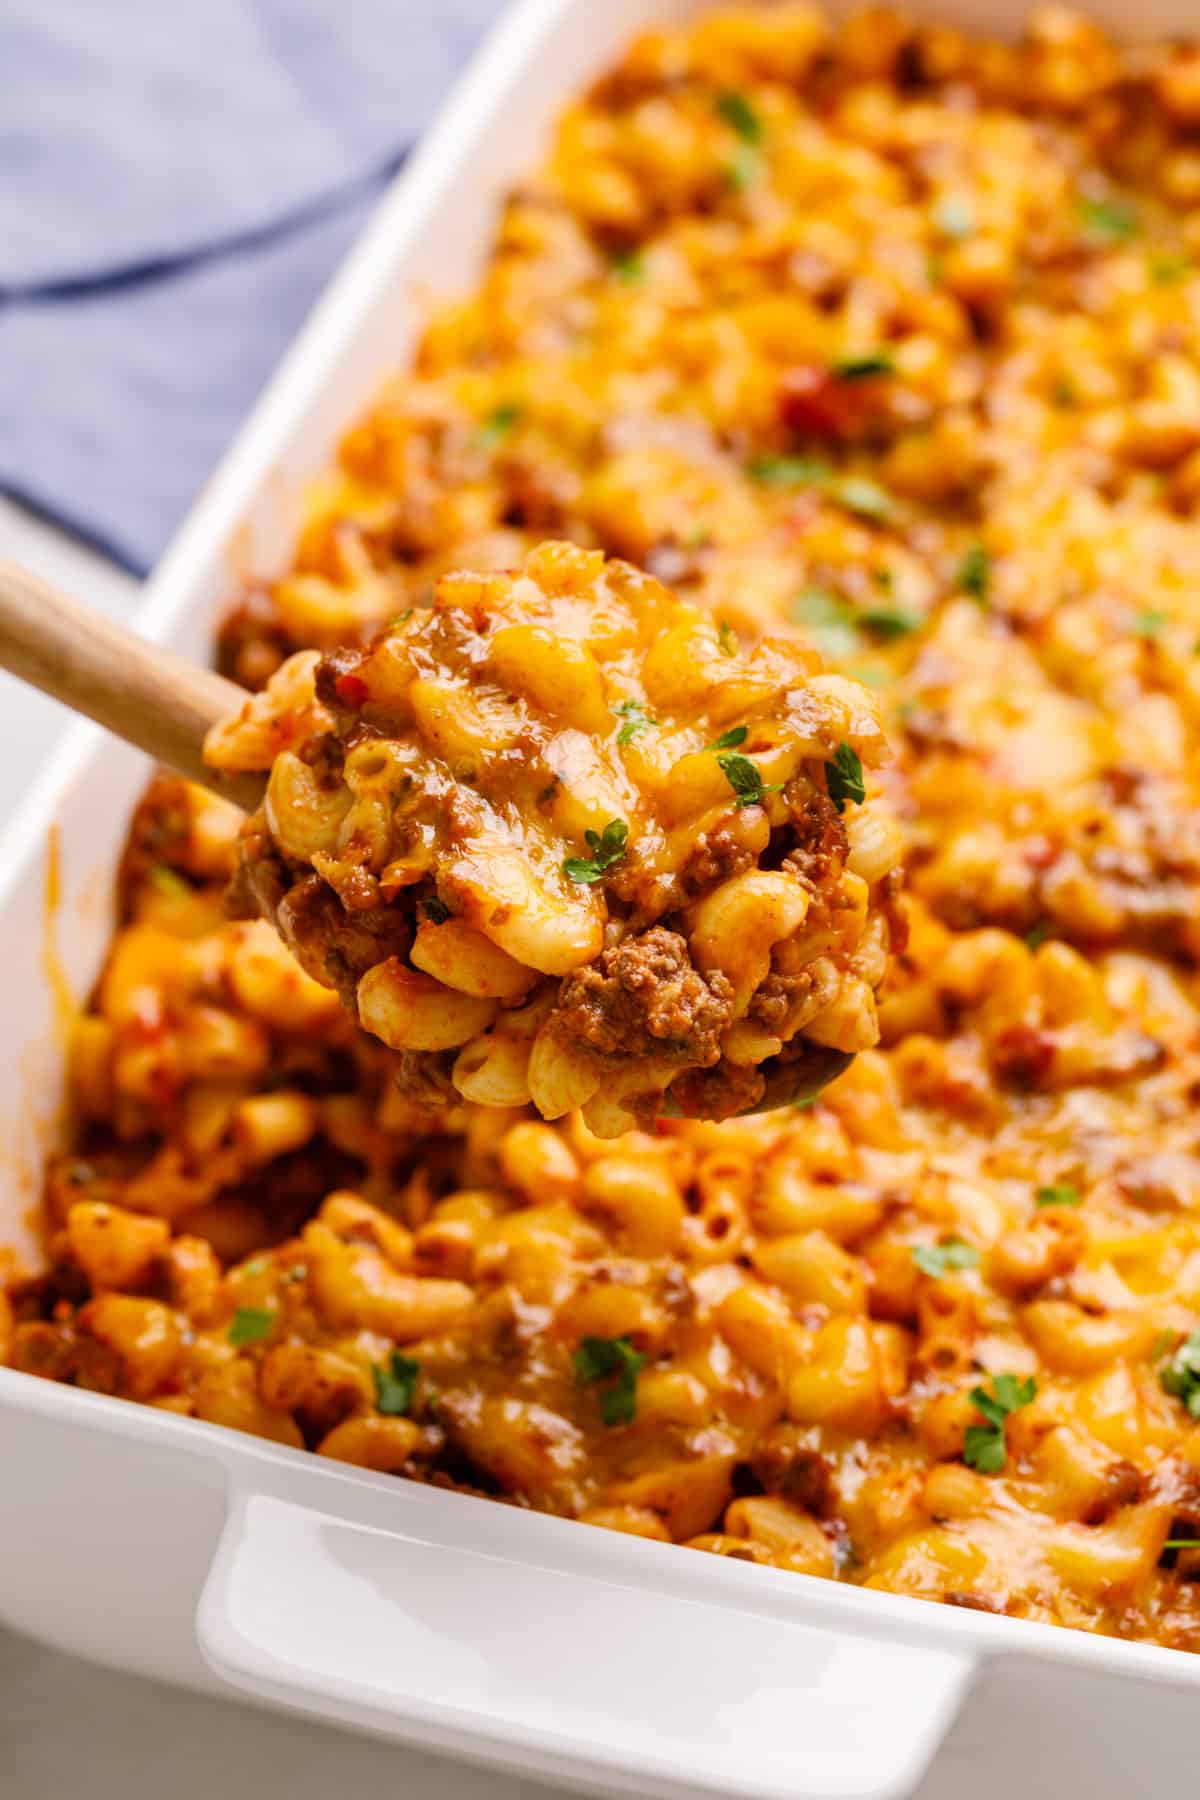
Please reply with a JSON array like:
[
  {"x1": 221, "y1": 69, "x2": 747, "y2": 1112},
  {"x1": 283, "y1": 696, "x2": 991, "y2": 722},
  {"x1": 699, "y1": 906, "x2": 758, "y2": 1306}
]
[{"x1": 0, "y1": 542, "x2": 903, "y2": 1135}]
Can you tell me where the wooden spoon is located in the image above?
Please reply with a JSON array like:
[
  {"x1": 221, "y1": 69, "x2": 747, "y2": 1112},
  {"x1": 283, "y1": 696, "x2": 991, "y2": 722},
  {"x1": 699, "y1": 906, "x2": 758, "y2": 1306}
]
[
  {"x1": 0, "y1": 559, "x2": 853, "y2": 1113},
  {"x1": 0, "y1": 560, "x2": 266, "y2": 815}
]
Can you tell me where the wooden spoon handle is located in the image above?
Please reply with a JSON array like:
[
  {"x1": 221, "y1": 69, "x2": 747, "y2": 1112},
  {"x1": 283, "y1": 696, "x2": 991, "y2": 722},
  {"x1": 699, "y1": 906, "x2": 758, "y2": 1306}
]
[{"x1": 0, "y1": 561, "x2": 265, "y2": 813}]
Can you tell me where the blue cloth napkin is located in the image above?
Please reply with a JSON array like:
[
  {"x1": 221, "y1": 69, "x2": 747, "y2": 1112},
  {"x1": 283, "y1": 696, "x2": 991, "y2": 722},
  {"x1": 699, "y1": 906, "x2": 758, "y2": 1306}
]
[{"x1": 0, "y1": 0, "x2": 503, "y2": 573}]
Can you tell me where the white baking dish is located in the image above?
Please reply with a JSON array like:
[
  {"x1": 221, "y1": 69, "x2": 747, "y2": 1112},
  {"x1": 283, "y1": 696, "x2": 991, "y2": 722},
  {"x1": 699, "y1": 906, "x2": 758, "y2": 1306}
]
[{"x1": 3, "y1": 1, "x2": 1200, "y2": 1794}]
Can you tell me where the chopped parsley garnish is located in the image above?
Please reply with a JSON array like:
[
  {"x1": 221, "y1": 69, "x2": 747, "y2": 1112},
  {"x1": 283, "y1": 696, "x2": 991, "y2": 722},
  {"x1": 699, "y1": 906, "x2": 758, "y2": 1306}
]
[
  {"x1": 574, "y1": 1334, "x2": 646, "y2": 1426},
  {"x1": 861, "y1": 605, "x2": 921, "y2": 640},
  {"x1": 718, "y1": 620, "x2": 739, "y2": 657},
  {"x1": 1159, "y1": 1330, "x2": 1200, "y2": 1419},
  {"x1": 1025, "y1": 919, "x2": 1054, "y2": 950},
  {"x1": 1132, "y1": 609, "x2": 1167, "y2": 638},
  {"x1": 830, "y1": 476, "x2": 894, "y2": 522},
  {"x1": 707, "y1": 725, "x2": 748, "y2": 750},
  {"x1": 958, "y1": 542, "x2": 991, "y2": 603},
  {"x1": 374, "y1": 1351, "x2": 420, "y2": 1416},
  {"x1": 792, "y1": 586, "x2": 858, "y2": 660},
  {"x1": 749, "y1": 454, "x2": 832, "y2": 488},
  {"x1": 1078, "y1": 194, "x2": 1139, "y2": 245},
  {"x1": 912, "y1": 1240, "x2": 979, "y2": 1278},
  {"x1": 1150, "y1": 252, "x2": 1191, "y2": 285},
  {"x1": 824, "y1": 742, "x2": 865, "y2": 814},
  {"x1": 610, "y1": 247, "x2": 645, "y2": 284},
  {"x1": 934, "y1": 196, "x2": 975, "y2": 239},
  {"x1": 147, "y1": 865, "x2": 190, "y2": 898},
  {"x1": 1036, "y1": 1183, "x2": 1081, "y2": 1208},
  {"x1": 614, "y1": 699, "x2": 656, "y2": 745},
  {"x1": 749, "y1": 458, "x2": 892, "y2": 520},
  {"x1": 724, "y1": 145, "x2": 762, "y2": 192},
  {"x1": 833, "y1": 352, "x2": 896, "y2": 380},
  {"x1": 718, "y1": 752, "x2": 782, "y2": 808},
  {"x1": 563, "y1": 818, "x2": 629, "y2": 884},
  {"x1": 478, "y1": 403, "x2": 521, "y2": 447},
  {"x1": 964, "y1": 1373, "x2": 1037, "y2": 1473},
  {"x1": 716, "y1": 91, "x2": 763, "y2": 145},
  {"x1": 422, "y1": 896, "x2": 451, "y2": 924},
  {"x1": 390, "y1": 607, "x2": 415, "y2": 626},
  {"x1": 1164, "y1": 1540, "x2": 1200, "y2": 1550},
  {"x1": 227, "y1": 1307, "x2": 275, "y2": 1347}
]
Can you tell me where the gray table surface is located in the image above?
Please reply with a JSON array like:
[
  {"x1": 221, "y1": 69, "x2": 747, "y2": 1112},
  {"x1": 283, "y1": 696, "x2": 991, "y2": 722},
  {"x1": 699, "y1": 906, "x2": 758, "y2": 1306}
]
[{"x1": 0, "y1": 500, "x2": 1179, "y2": 1799}]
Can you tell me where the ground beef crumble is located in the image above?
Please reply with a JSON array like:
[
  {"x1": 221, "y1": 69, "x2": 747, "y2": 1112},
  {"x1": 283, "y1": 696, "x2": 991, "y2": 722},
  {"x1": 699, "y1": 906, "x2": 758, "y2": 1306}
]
[
  {"x1": 556, "y1": 925, "x2": 734, "y2": 1064},
  {"x1": 781, "y1": 793, "x2": 849, "y2": 895}
]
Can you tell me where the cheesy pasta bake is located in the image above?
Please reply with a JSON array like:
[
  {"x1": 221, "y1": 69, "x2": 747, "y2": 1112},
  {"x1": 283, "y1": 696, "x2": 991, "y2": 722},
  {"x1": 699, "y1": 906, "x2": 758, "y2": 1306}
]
[
  {"x1": 10, "y1": 0, "x2": 1200, "y2": 1652},
  {"x1": 207, "y1": 541, "x2": 899, "y2": 1133}
]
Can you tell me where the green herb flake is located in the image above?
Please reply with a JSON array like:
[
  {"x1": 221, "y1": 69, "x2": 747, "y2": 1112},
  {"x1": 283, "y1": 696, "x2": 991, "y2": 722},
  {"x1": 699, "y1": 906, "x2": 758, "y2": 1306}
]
[
  {"x1": 574, "y1": 1334, "x2": 646, "y2": 1427},
  {"x1": 374, "y1": 1350, "x2": 420, "y2": 1417},
  {"x1": 707, "y1": 725, "x2": 748, "y2": 751},
  {"x1": 724, "y1": 145, "x2": 762, "y2": 192},
  {"x1": 830, "y1": 476, "x2": 894, "y2": 523},
  {"x1": 824, "y1": 742, "x2": 865, "y2": 814},
  {"x1": 478, "y1": 403, "x2": 521, "y2": 448},
  {"x1": 912, "y1": 1240, "x2": 980, "y2": 1278},
  {"x1": 792, "y1": 586, "x2": 858, "y2": 661},
  {"x1": 423, "y1": 896, "x2": 451, "y2": 924},
  {"x1": 963, "y1": 1373, "x2": 1037, "y2": 1473},
  {"x1": 1025, "y1": 919, "x2": 1054, "y2": 950},
  {"x1": 718, "y1": 620, "x2": 739, "y2": 657},
  {"x1": 147, "y1": 865, "x2": 190, "y2": 898},
  {"x1": 718, "y1": 752, "x2": 781, "y2": 809},
  {"x1": 614, "y1": 699, "x2": 656, "y2": 746},
  {"x1": 610, "y1": 247, "x2": 646, "y2": 284},
  {"x1": 1078, "y1": 194, "x2": 1139, "y2": 245},
  {"x1": 833, "y1": 352, "x2": 896, "y2": 381},
  {"x1": 958, "y1": 542, "x2": 991, "y2": 604},
  {"x1": 227, "y1": 1307, "x2": 275, "y2": 1347},
  {"x1": 1132, "y1": 609, "x2": 1168, "y2": 639},
  {"x1": 934, "y1": 196, "x2": 975, "y2": 239},
  {"x1": 1036, "y1": 1183, "x2": 1082, "y2": 1208},
  {"x1": 390, "y1": 607, "x2": 415, "y2": 626},
  {"x1": 1159, "y1": 1329, "x2": 1200, "y2": 1420},
  {"x1": 1150, "y1": 252, "x2": 1191, "y2": 285},
  {"x1": 716, "y1": 90, "x2": 762, "y2": 145},
  {"x1": 861, "y1": 605, "x2": 921, "y2": 640},
  {"x1": 749, "y1": 454, "x2": 832, "y2": 489},
  {"x1": 563, "y1": 818, "x2": 630, "y2": 884},
  {"x1": 1165, "y1": 1539, "x2": 1200, "y2": 1550}
]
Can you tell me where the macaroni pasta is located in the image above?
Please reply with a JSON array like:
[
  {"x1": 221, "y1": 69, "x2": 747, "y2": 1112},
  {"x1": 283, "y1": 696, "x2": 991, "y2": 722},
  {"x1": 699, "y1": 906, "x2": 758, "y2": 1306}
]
[
  {"x1": 9, "y1": 1, "x2": 1200, "y2": 1652},
  {"x1": 207, "y1": 541, "x2": 900, "y2": 1133}
]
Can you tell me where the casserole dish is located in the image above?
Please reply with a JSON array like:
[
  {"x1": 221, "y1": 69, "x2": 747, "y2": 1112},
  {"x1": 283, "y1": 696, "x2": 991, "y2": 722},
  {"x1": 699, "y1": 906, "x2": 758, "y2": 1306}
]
[{"x1": 4, "y1": 0, "x2": 1200, "y2": 1794}]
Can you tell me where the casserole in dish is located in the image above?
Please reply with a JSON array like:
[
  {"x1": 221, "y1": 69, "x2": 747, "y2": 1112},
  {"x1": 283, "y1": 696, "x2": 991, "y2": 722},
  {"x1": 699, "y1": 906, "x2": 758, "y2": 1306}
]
[{"x1": 6, "y1": 1, "x2": 1200, "y2": 1795}]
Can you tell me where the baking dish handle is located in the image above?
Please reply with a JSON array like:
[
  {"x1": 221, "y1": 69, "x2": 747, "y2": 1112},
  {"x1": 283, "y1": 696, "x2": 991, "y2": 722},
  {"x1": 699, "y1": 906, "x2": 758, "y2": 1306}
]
[{"x1": 196, "y1": 1485, "x2": 973, "y2": 1800}]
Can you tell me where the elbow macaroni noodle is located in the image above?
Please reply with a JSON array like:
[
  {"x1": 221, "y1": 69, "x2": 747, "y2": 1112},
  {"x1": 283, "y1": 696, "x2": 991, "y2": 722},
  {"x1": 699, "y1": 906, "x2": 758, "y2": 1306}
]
[
  {"x1": 9, "y1": 1, "x2": 1200, "y2": 1651},
  {"x1": 207, "y1": 541, "x2": 899, "y2": 1133}
]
